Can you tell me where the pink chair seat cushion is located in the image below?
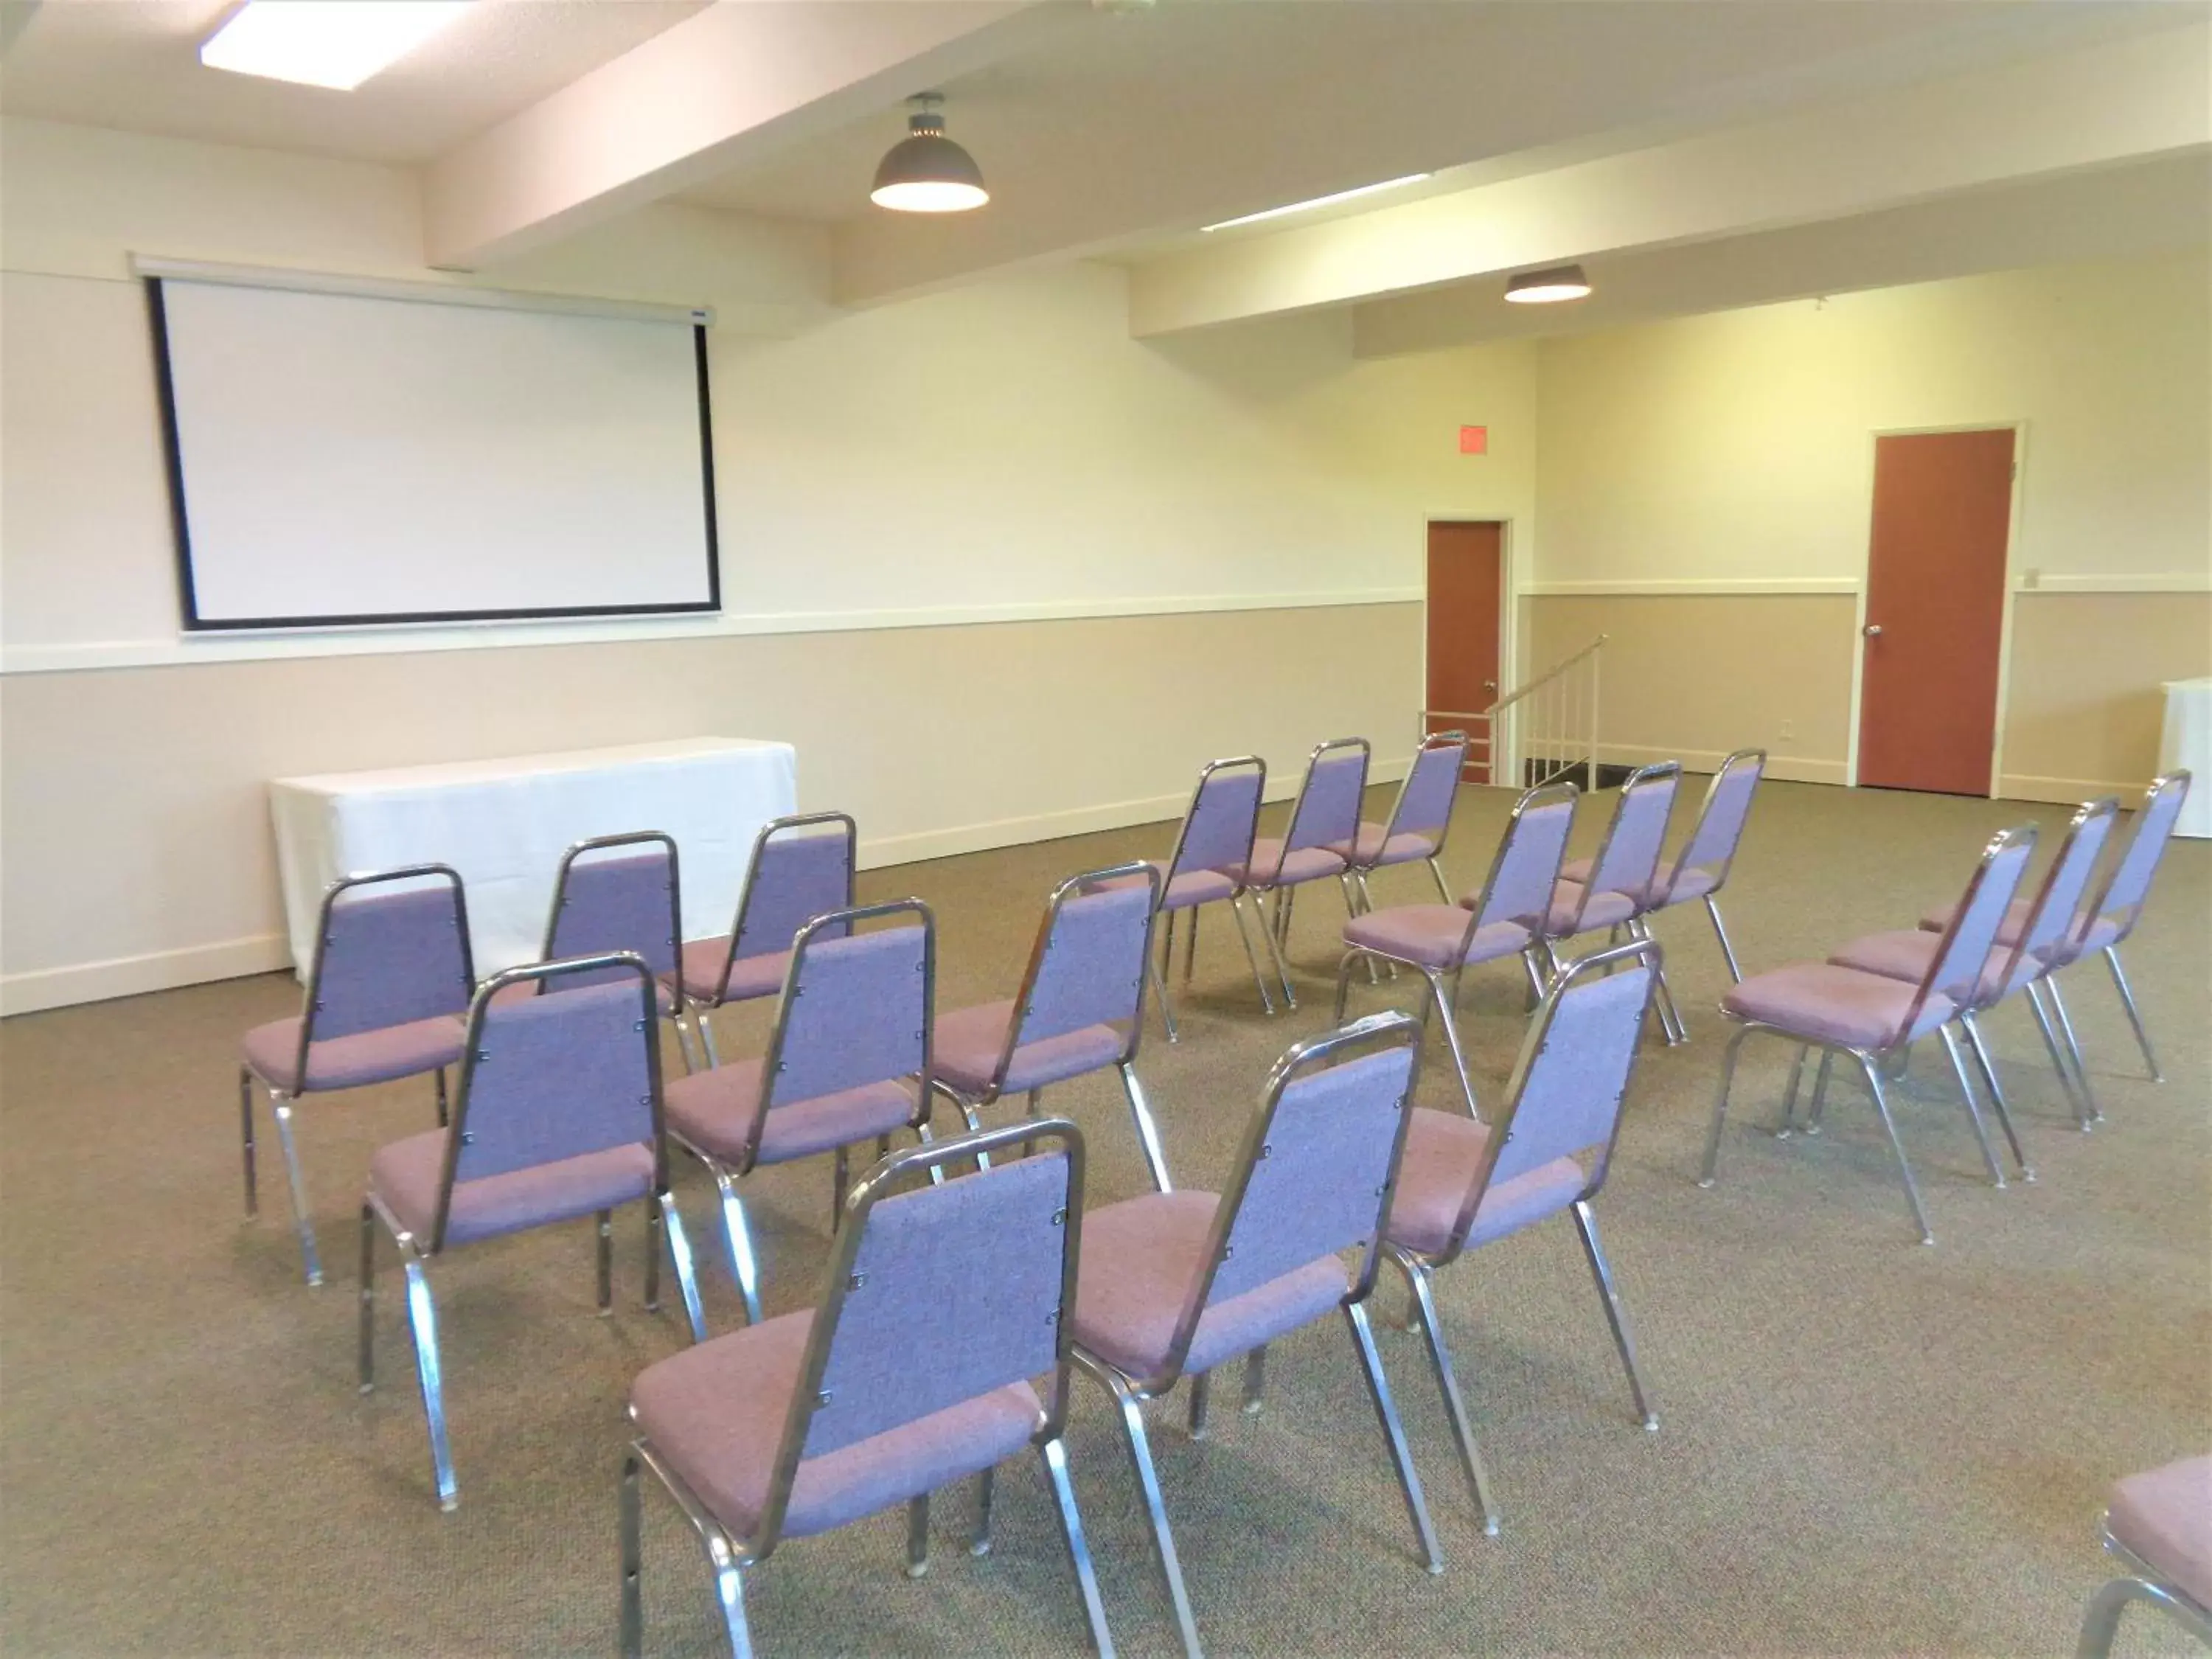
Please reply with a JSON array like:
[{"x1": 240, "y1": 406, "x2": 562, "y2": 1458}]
[
  {"x1": 931, "y1": 1001, "x2": 1126, "y2": 1097},
  {"x1": 240, "y1": 1014, "x2": 465, "y2": 1095},
  {"x1": 1723, "y1": 963, "x2": 1955, "y2": 1051},
  {"x1": 1333, "y1": 822, "x2": 1438, "y2": 869},
  {"x1": 1917, "y1": 900, "x2": 2117, "y2": 967},
  {"x1": 1556, "y1": 856, "x2": 1717, "y2": 908},
  {"x1": 677, "y1": 939, "x2": 790, "y2": 1006},
  {"x1": 1091, "y1": 862, "x2": 1237, "y2": 911},
  {"x1": 2107, "y1": 1455, "x2": 2212, "y2": 1612},
  {"x1": 369, "y1": 1130, "x2": 655, "y2": 1246},
  {"x1": 1384, "y1": 1108, "x2": 1587, "y2": 1257},
  {"x1": 631, "y1": 1310, "x2": 1043, "y2": 1543},
  {"x1": 1230, "y1": 838, "x2": 1348, "y2": 888},
  {"x1": 1343, "y1": 905, "x2": 1531, "y2": 971},
  {"x1": 1544, "y1": 881, "x2": 1639, "y2": 936},
  {"x1": 488, "y1": 978, "x2": 676, "y2": 1015},
  {"x1": 1828, "y1": 930, "x2": 2012, "y2": 1001},
  {"x1": 666, "y1": 1060, "x2": 914, "y2": 1167},
  {"x1": 1071, "y1": 1191, "x2": 1349, "y2": 1381}
]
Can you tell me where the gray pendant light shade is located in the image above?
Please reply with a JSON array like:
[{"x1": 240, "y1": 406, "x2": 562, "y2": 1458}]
[
  {"x1": 1504, "y1": 262, "x2": 1592, "y2": 303},
  {"x1": 871, "y1": 95, "x2": 989, "y2": 213}
]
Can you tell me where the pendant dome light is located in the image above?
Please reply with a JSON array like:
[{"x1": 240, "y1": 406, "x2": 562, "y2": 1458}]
[
  {"x1": 1504, "y1": 262, "x2": 1593, "y2": 304},
  {"x1": 871, "y1": 93, "x2": 989, "y2": 213}
]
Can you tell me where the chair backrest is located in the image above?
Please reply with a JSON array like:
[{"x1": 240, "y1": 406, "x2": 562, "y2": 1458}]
[
  {"x1": 539, "y1": 832, "x2": 682, "y2": 987},
  {"x1": 2000, "y1": 798, "x2": 2118, "y2": 992},
  {"x1": 757, "y1": 901, "x2": 932, "y2": 1141},
  {"x1": 1006, "y1": 864, "x2": 1158, "y2": 1067},
  {"x1": 1150, "y1": 1012, "x2": 1422, "y2": 1389},
  {"x1": 1383, "y1": 731, "x2": 1469, "y2": 849},
  {"x1": 1436, "y1": 939, "x2": 1657, "y2": 1263},
  {"x1": 723, "y1": 813, "x2": 857, "y2": 991},
  {"x1": 301, "y1": 866, "x2": 475, "y2": 1049},
  {"x1": 2089, "y1": 771, "x2": 2191, "y2": 943},
  {"x1": 1466, "y1": 780, "x2": 1579, "y2": 935},
  {"x1": 1670, "y1": 750, "x2": 1766, "y2": 896},
  {"x1": 434, "y1": 954, "x2": 663, "y2": 1251},
  {"x1": 1164, "y1": 756, "x2": 1267, "y2": 880},
  {"x1": 753, "y1": 1120, "x2": 1084, "y2": 1554},
  {"x1": 1281, "y1": 737, "x2": 1370, "y2": 856},
  {"x1": 1911, "y1": 824, "x2": 2039, "y2": 1023},
  {"x1": 1579, "y1": 762, "x2": 1682, "y2": 908}
]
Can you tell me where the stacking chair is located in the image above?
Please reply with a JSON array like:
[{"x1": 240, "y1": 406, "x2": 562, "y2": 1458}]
[
  {"x1": 1536, "y1": 761, "x2": 1686, "y2": 1042},
  {"x1": 238, "y1": 865, "x2": 474, "y2": 1287},
  {"x1": 1335, "y1": 780, "x2": 1578, "y2": 1120},
  {"x1": 1113, "y1": 756, "x2": 1280, "y2": 1041},
  {"x1": 665, "y1": 901, "x2": 936, "y2": 1325},
  {"x1": 1700, "y1": 824, "x2": 2039, "y2": 1244},
  {"x1": 1339, "y1": 730, "x2": 1470, "y2": 910},
  {"x1": 358, "y1": 953, "x2": 708, "y2": 1511},
  {"x1": 931, "y1": 863, "x2": 1174, "y2": 1192},
  {"x1": 680, "y1": 813, "x2": 856, "y2": 1066},
  {"x1": 1564, "y1": 748, "x2": 1765, "y2": 983},
  {"x1": 504, "y1": 831, "x2": 700, "y2": 1071},
  {"x1": 2076, "y1": 1454, "x2": 2212, "y2": 1659},
  {"x1": 1229, "y1": 736, "x2": 1369, "y2": 1006},
  {"x1": 1382, "y1": 939, "x2": 1663, "y2": 1535},
  {"x1": 1832, "y1": 797, "x2": 2119, "y2": 1145},
  {"x1": 1920, "y1": 771, "x2": 2191, "y2": 1091},
  {"x1": 1069, "y1": 1010, "x2": 1441, "y2": 1658},
  {"x1": 622, "y1": 1121, "x2": 1113, "y2": 1659}
]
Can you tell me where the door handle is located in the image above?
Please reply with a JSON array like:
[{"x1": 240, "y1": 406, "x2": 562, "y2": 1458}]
[
  {"x1": 1484, "y1": 679, "x2": 1498, "y2": 692},
  {"x1": 1863, "y1": 624, "x2": 1883, "y2": 638}
]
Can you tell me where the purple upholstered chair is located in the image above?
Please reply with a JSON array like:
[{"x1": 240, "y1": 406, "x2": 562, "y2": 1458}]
[
  {"x1": 1119, "y1": 755, "x2": 1280, "y2": 1041},
  {"x1": 678, "y1": 813, "x2": 856, "y2": 1067},
  {"x1": 1565, "y1": 749, "x2": 1765, "y2": 984},
  {"x1": 1832, "y1": 797, "x2": 2119, "y2": 1150},
  {"x1": 358, "y1": 952, "x2": 707, "y2": 1511},
  {"x1": 932, "y1": 863, "x2": 1173, "y2": 1192},
  {"x1": 238, "y1": 864, "x2": 474, "y2": 1287},
  {"x1": 1339, "y1": 730, "x2": 1470, "y2": 910},
  {"x1": 1382, "y1": 939, "x2": 1663, "y2": 1534},
  {"x1": 665, "y1": 900, "x2": 936, "y2": 1326},
  {"x1": 1228, "y1": 737, "x2": 1370, "y2": 1006},
  {"x1": 2077, "y1": 1454, "x2": 2212, "y2": 1659},
  {"x1": 1334, "y1": 780, "x2": 1577, "y2": 1120},
  {"x1": 1069, "y1": 1010, "x2": 1439, "y2": 1658},
  {"x1": 1534, "y1": 762, "x2": 1686, "y2": 1042},
  {"x1": 621, "y1": 1121, "x2": 1113, "y2": 1659},
  {"x1": 1921, "y1": 771, "x2": 2191, "y2": 1091},
  {"x1": 1700, "y1": 824, "x2": 2039, "y2": 1244},
  {"x1": 499, "y1": 832, "x2": 700, "y2": 1071}
]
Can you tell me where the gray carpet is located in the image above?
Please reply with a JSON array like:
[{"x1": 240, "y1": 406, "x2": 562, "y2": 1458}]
[{"x1": 2, "y1": 780, "x2": 2206, "y2": 1658}]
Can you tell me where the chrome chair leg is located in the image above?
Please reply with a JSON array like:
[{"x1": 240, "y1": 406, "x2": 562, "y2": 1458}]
[
  {"x1": 620, "y1": 1450, "x2": 647, "y2": 1659},
  {"x1": 238, "y1": 1068, "x2": 258, "y2": 1218},
  {"x1": 1255, "y1": 889, "x2": 1298, "y2": 1009},
  {"x1": 1960, "y1": 1013, "x2": 2034, "y2": 1172},
  {"x1": 695, "y1": 1006, "x2": 723, "y2": 1071},
  {"x1": 1426, "y1": 856, "x2": 1453, "y2": 905},
  {"x1": 2025, "y1": 983, "x2": 2094, "y2": 1130},
  {"x1": 1940, "y1": 1024, "x2": 2026, "y2": 1183},
  {"x1": 654, "y1": 1191, "x2": 708, "y2": 1342},
  {"x1": 2101, "y1": 945, "x2": 2163, "y2": 1082},
  {"x1": 1227, "y1": 894, "x2": 1278, "y2": 1018},
  {"x1": 1187, "y1": 1371, "x2": 1211, "y2": 1441},
  {"x1": 1099, "y1": 1368, "x2": 1201, "y2": 1658},
  {"x1": 1421, "y1": 968, "x2": 1483, "y2": 1121},
  {"x1": 1396, "y1": 1255, "x2": 1500, "y2": 1535},
  {"x1": 400, "y1": 1250, "x2": 457, "y2": 1510},
  {"x1": 1774, "y1": 1045, "x2": 1809, "y2": 1138},
  {"x1": 1119, "y1": 1063, "x2": 1175, "y2": 1194},
  {"x1": 1243, "y1": 1346, "x2": 1267, "y2": 1416},
  {"x1": 2076, "y1": 1572, "x2": 2212, "y2": 1659},
  {"x1": 1149, "y1": 947, "x2": 1181, "y2": 1044},
  {"x1": 1700, "y1": 1024, "x2": 1753, "y2": 1185},
  {"x1": 1332, "y1": 952, "x2": 1359, "y2": 1022},
  {"x1": 905, "y1": 1493, "x2": 931, "y2": 1579},
  {"x1": 357, "y1": 1204, "x2": 377, "y2": 1391},
  {"x1": 1183, "y1": 904, "x2": 1200, "y2": 983},
  {"x1": 1804, "y1": 1050, "x2": 1835, "y2": 1133},
  {"x1": 1160, "y1": 908, "x2": 1175, "y2": 980},
  {"x1": 1703, "y1": 895, "x2": 1745, "y2": 983},
  {"x1": 970, "y1": 1466, "x2": 995, "y2": 1557},
  {"x1": 1853, "y1": 1051, "x2": 1933, "y2": 1245},
  {"x1": 434, "y1": 1066, "x2": 450, "y2": 1128},
  {"x1": 832, "y1": 1145, "x2": 850, "y2": 1231},
  {"x1": 1520, "y1": 949, "x2": 1545, "y2": 1009},
  {"x1": 1570, "y1": 1201, "x2": 1657, "y2": 1429},
  {"x1": 630, "y1": 1441, "x2": 755, "y2": 1659},
  {"x1": 1344, "y1": 1299, "x2": 1444, "y2": 1575},
  {"x1": 1632, "y1": 919, "x2": 1687, "y2": 1044},
  {"x1": 711, "y1": 1165, "x2": 764, "y2": 1324},
  {"x1": 1039, "y1": 1436, "x2": 1117, "y2": 1658},
  {"x1": 597, "y1": 1209, "x2": 616, "y2": 1314},
  {"x1": 270, "y1": 1093, "x2": 323, "y2": 1286},
  {"x1": 2043, "y1": 977, "x2": 2102, "y2": 1122},
  {"x1": 1931, "y1": 1028, "x2": 2007, "y2": 1188}
]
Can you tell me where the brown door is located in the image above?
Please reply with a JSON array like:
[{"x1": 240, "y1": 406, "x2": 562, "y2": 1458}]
[
  {"x1": 1425, "y1": 521, "x2": 1503, "y2": 783},
  {"x1": 1857, "y1": 430, "x2": 2014, "y2": 796}
]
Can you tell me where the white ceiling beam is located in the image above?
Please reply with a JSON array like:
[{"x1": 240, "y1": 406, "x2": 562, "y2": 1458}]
[
  {"x1": 424, "y1": 0, "x2": 1082, "y2": 271},
  {"x1": 1127, "y1": 24, "x2": 2211, "y2": 337}
]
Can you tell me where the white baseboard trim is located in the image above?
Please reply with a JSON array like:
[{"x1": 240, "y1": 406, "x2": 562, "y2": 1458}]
[
  {"x1": 1999, "y1": 773, "x2": 2146, "y2": 804},
  {"x1": 1596, "y1": 741, "x2": 1846, "y2": 786},
  {"x1": 1, "y1": 932, "x2": 291, "y2": 1017}
]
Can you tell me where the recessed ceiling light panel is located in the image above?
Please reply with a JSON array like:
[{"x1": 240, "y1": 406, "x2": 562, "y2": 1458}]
[
  {"x1": 200, "y1": 1, "x2": 473, "y2": 91},
  {"x1": 1200, "y1": 174, "x2": 1431, "y2": 234},
  {"x1": 1503, "y1": 262, "x2": 1593, "y2": 304}
]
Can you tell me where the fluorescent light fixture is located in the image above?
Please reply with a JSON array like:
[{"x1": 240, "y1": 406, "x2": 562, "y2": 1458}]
[
  {"x1": 200, "y1": 1, "x2": 473, "y2": 91},
  {"x1": 1200, "y1": 174, "x2": 1431, "y2": 233},
  {"x1": 1504, "y1": 262, "x2": 1593, "y2": 304}
]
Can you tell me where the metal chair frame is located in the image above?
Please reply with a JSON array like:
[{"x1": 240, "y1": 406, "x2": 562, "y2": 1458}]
[
  {"x1": 1150, "y1": 756, "x2": 1282, "y2": 1040},
  {"x1": 1385, "y1": 939, "x2": 1665, "y2": 1537},
  {"x1": 2077, "y1": 1520, "x2": 2212, "y2": 1659},
  {"x1": 358, "y1": 952, "x2": 708, "y2": 1512},
  {"x1": 692, "y1": 812, "x2": 859, "y2": 1067},
  {"x1": 1701, "y1": 824, "x2": 2039, "y2": 1245},
  {"x1": 1344, "y1": 729, "x2": 1470, "y2": 912},
  {"x1": 534, "y1": 830, "x2": 703, "y2": 1074},
  {"x1": 930, "y1": 862, "x2": 1175, "y2": 1193},
  {"x1": 1071, "y1": 1010, "x2": 1441, "y2": 1659},
  {"x1": 1245, "y1": 736, "x2": 1371, "y2": 1008},
  {"x1": 621, "y1": 1120, "x2": 1114, "y2": 1659},
  {"x1": 240, "y1": 863, "x2": 473, "y2": 1287},
  {"x1": 1656, "y1": 748, "x2": 1766, "y2": 985},
  {"x1": 1539, "y1": 761, "x2": 1686, "y2": 1046},
  {"x1": 675, "y1": 900, "x2": 939, "y2": 1325}
]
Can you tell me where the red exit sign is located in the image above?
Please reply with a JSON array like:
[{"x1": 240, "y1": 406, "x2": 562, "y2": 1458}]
[{"x1": 1458, "y1": 425, "x2": 1489, "y2": 454}]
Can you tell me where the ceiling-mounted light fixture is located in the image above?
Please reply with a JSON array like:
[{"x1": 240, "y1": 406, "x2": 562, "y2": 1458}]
[
  {"x1": 871, "y1": 93, "x2": 989, "y2": 214},
  {"x1": 199, "y1": 1, "x2": 472, "y2": 91},
  {"x1": 1503, "y1": 262, "x2": 1593, "y2": 304}
]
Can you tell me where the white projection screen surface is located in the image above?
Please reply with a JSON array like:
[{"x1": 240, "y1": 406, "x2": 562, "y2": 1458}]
[{"x1": 147, "y1": 274, "x2": 720, "y2": 629}]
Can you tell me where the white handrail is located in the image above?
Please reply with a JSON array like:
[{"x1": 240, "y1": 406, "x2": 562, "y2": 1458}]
[{"x1": 1421, "y1": 633, "x2": 1605, "y2": 791}]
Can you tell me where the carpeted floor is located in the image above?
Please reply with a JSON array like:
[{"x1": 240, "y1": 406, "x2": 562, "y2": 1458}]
[{"x1": 2, "y1": 779, "x2": 2206, "y2": 1658}]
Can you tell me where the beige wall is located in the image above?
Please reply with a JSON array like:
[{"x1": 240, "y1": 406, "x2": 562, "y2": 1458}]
[{"x1": 2000, "y1": 593, "x2": 2212, "y2": 801}]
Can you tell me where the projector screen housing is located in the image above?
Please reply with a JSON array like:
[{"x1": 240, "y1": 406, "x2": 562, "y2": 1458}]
[{"x1": 142, "y1": 265, "x2": 720, "y2": 631}]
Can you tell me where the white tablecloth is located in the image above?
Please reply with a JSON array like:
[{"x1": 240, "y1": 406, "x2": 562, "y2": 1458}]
[
  {"x1": 2160, "y1": 678, "x2": 2212, "y2": 839},
  {"x1": 270, "y1": 737, "x2": 798, "y2": 978}
]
